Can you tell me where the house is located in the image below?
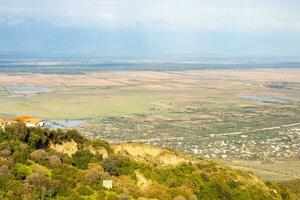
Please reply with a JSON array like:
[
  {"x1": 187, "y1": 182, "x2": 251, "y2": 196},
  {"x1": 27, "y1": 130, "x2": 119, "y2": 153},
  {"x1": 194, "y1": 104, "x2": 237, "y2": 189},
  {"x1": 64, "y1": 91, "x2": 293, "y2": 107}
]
[
  {"x1": 10, "y1": 116, "x2": 45, "y2": 127},
  {"x1": 0, "y1": 118, "x2": 5, "y2": 128}
]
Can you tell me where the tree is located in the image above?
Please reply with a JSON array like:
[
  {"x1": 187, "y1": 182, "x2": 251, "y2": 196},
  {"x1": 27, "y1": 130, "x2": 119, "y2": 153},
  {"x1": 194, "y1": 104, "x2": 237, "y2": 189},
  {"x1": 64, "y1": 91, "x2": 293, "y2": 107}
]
[
  {"x1": 5, "y1": 122, "x2": 28, "y2": 142},
  {"x1": 83, "y1": 168, "x2": 102, "y2": 185},
  {"x1": 13, "y1": 144, "x2": 29, "y2": 164},
  {"x1": 66, "y1": 129, "x2": 85, "y2": 144},
  {"x1": 27, "y1": 130, "x2": 47, "y2": 149},
  {"x1": 71, "y1": 150, "x2": 93, "y2": 169},
  {"x1": 75, "y1": 185, "x2": 93, "y2": 196},
  {"x1": 102, "y1": 155, "x2": 122, "y2": 176},
  {"x1": 25, "y1": 173, "x2": 60, "y2": 199},
  {"x1": 30, "y1": 150, "x2": 49, "y2": 162}
]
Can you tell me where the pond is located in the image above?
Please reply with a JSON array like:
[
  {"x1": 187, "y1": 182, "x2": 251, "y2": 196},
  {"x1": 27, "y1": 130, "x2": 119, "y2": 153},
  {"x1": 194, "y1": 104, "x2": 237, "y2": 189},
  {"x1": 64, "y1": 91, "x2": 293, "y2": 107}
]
[
  {"x1": 239, "y1": 95, "x2": 288, "y2": 103},
  {"x1": 5, "y1": 85, "x2": 52, "y2": 97},
  {"x1": 45, "y1": 120, "x2": 87, "y2": 129}
]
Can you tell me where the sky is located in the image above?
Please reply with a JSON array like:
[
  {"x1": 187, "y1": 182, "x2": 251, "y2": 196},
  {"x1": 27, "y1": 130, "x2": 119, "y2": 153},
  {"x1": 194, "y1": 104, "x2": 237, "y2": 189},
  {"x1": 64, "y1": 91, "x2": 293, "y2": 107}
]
[{"x1": 0, "y1": 0, "x2": 300, "y2": 58}]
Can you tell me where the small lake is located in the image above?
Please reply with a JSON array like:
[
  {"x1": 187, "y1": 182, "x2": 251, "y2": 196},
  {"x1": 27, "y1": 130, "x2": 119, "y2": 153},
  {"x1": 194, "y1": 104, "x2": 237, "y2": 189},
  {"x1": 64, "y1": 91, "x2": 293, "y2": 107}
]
[
  {"x1": 239, "y1": 96, "x2": 288, "y2": 103},
  {"x1": 5, "y1": 85, "x2": 52, "y2": 97},
  {"x1": 45, "y1": 120, "x2": 87, "y2": 129}
]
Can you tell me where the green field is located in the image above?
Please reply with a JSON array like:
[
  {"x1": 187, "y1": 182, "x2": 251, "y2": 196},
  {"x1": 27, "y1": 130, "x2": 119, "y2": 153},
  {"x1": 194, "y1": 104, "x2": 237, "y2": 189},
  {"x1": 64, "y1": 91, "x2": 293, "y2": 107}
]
[{"x1": 0, "y1": 70, "x2": 300, "y2": 181}]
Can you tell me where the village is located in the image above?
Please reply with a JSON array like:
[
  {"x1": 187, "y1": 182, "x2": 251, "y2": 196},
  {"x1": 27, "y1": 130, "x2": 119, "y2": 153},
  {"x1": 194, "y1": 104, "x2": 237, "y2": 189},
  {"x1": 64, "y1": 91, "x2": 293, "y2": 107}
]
[
  {"x1": 162, "y1": 127, "x2": 300, "y2": 160},
  {"x1": 1, "y1": 115, "x2": 299, "y2": 162}
]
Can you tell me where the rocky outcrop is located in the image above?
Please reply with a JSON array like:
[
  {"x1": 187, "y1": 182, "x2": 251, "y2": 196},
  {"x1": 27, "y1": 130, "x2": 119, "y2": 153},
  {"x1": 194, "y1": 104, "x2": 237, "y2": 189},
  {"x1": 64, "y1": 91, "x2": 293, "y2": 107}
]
[
  {"x1": 113, "y1": 142, "x2": 202, "y2": 166},
  {"x1": 50, "y1": 140, "x2": 78, "y2": 157}
]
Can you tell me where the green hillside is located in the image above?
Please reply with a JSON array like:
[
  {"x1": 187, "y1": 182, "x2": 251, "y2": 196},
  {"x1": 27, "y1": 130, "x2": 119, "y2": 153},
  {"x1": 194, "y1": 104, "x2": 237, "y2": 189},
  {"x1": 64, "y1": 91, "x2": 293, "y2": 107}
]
[{"x1": 0, "y1": 123, "x2": 297, "y2": 200}]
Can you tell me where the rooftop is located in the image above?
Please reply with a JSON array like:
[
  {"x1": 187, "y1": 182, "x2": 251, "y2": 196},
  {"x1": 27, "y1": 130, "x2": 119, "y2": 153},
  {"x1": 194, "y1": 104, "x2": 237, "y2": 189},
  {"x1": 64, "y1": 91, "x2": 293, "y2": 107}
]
[
  {"x1": 0, "y1": 118, "x2": 5, "y2": 123},
  {"x1": 10, "y1": 116, "x2": 44, "y2": 124}
]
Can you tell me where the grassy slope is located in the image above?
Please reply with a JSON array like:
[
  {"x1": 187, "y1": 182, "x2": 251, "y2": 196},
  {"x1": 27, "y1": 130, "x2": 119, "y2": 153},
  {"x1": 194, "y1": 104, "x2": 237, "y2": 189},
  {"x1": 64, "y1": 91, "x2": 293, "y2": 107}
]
[{"x1": 0, "y1": 124, "x2": 298, "y2": 200}]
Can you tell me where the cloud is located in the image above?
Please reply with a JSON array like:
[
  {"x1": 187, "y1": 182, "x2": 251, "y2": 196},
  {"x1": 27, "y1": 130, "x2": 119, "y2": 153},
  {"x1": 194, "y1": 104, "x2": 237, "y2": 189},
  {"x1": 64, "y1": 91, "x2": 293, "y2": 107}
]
[
  {"x1": 0, "y1": 0, "x2": 299, "y2": 32},
  {"x1": 0, "y1": 0, "x2": 299, "y2": 57}
]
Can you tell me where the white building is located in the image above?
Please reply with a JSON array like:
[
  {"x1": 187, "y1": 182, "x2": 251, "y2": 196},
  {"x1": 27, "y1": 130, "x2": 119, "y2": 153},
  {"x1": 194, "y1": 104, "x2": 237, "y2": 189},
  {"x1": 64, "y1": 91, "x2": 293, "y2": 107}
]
[
  {"x1": 7, "y1": 116, "x2": 45, "y2": 128},
  {"x1": 103, "y1": 180, "x2": 113, "y2": 190}
]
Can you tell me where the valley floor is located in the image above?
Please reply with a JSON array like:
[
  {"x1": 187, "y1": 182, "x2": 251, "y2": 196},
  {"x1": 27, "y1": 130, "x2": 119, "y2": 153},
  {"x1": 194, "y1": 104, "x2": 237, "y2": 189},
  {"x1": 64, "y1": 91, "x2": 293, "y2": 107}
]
[
  {"x1": 0, "y1": 69, "x2": 299, "y2": 181},
  {"x1": 220, "y1": 159, "x2": 300, "y2": 181}
]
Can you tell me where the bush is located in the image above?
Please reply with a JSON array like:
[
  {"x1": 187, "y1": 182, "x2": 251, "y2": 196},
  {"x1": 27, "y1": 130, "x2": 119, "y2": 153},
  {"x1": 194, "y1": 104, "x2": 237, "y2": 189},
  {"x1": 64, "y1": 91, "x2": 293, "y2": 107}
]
[
  {"x1": 25, "y1": 173, "x2": 60, "y2": 198},
  {"x1": 118, "y1": 192, "x2": 131, "y2": 200},
  {"x1": 71, "y1": 150, "x2": 94, "y2": 169},
  {"x1": 13, "y1": 150, "x2": 28, "y2": 164},
  {"x1": 4, "y1": 123, "x2": 28, "y2": 142},
  {"x1": 102, "y1": 156, "x2": 122, "y2": 176},
  {"x1": 63, "y1": 192, "x2": 84, "y2": 200},
  {"x1": 173, "y1": 195, "x2": 186, "y2": 200},
  {"x1": 0, "y1": 165, "x2": 11, "y2": 179},
  {"x1": 75, "y1": 185, "x2": 93, "y2": 196},
  {"x1": 27, "y1": 130, "x2": 48, "y2": 149},
  {"x1": 106, "y1": 193, "x2": 118, "y2": 200},
  {"x1": 30, "y1": 150, "x2": 49, "y2": 162},
  {"x1": 48, "y1": 155, "x2": 62, "y2": 167},
  {"x1": 17, "y1": 183, "x2": 40, "y2": 200},
  {"x1": 66, "y1": 129, "x2": 86, "y2": 145},
  {"x1": 92, "y1": 139, "x2": 112, "y2": 153},
  {"x1": 12, "y1": 143, "x2": 30, "y2": 164},
  {"x1": 96, "y1": 191, "x2": 106, "y2": 200},
  {"x1": 83, "y1": 168, "x2": 102, "y2": 185},
  {"x1": 0, "y1": 141, "x2": 12, "y2": 157}
]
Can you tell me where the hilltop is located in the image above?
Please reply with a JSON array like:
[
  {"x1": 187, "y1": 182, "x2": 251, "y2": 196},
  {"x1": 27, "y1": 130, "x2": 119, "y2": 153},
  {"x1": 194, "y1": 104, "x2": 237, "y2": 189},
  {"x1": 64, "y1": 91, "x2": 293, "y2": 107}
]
[{"x1": 0, "y1": 123, "x2": 298, "y2": 200}]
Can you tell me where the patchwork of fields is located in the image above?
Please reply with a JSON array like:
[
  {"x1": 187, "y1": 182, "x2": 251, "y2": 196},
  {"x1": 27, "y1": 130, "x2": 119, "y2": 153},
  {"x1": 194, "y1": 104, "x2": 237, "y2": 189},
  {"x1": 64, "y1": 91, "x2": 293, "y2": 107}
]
[{"x1": 0, "y1": 69, "x2": 299, "y2": 180}]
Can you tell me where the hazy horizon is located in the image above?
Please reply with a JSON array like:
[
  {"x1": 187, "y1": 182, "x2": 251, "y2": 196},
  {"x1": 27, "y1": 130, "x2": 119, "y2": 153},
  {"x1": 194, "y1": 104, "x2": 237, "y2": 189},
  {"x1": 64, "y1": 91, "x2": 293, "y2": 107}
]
[{"x1": 0, "y1": 0, "x2": 300, "y2": 58}]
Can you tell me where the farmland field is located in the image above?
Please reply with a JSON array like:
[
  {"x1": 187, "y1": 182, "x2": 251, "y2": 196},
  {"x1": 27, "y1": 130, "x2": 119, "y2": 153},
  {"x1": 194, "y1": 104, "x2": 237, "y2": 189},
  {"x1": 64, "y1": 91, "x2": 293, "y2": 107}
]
[{"x1": 0, "y1": 69, "x2": 299, "y2": 180}]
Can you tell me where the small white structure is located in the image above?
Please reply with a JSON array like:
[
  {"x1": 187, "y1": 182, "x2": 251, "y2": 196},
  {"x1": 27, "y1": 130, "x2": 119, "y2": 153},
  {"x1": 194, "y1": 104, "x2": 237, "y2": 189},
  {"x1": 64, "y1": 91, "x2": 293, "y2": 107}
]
[
  {"x1": 103, "y1": 180, "x2": 113, "y2": 190},
  {"x1": 10, "y1": 116, "x2": 45, "y2": 128}
]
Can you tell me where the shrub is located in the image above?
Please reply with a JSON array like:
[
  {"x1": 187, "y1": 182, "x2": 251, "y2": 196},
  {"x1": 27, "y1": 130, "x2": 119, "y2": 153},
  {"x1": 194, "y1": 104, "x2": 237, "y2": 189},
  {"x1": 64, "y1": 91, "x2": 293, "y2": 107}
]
[
  {"x1": 71, "y1": 150, "x2": 93, "y2": 169},
  {"x1": 66, "y1": 129, "x2": 86, "y2": 145},
  {"x1": 0, "y1": 141, "x2": 12, "y2": 157},
  {"x1": 17, "y1": 183, "x2": 40, "y2": 200},
  {"x1": 13, "y1": 150, "x2": 28, "y2": 164},
  {"x1": 25, "y1": 173, "x2": 60, "y2": 198},
  {"x1": 106, "y1": 193, "x2": 118, "y2": 200},
  {"x1": 173, "y1": 195, "x2": 186, "y2": 200},
  {"x1": 4, "y1": 123, "x2": 28, "y2": 142},
  {"x1": 75, "y1": 185, "x2": 93, "y2": 196},
  {"x1": 92, "y1": 139, "x2": 112, "y2": 153},
  {"x1": 83, "y1": 168, "x2": 102, "y2": 185},
  {"x1": 48, "y1": 129, "x2": 65, "y2": 144},
  {"x1": 61, "y1": 192, "x2": 84, "y2": 200},
  {"x1": 30, "y1": 150, "x2": 49, "y2": 162},
  {"x1": 118, "y1": 192, "x2": 131, "y2": 200},
  {"x1": 49, "y1": 155, "x2": 62, "y2": 167},
  {"x1": 96, "y1": 191, "x2": 106, "y2": 200},
  {"x1": 0, "y1": 165, "x2": 11, "y2": 179},
  {"x1": 27, "y1": 130, "x2": 48, "y2": 149},
  {"x1": 102, "y1": 155, "x2": 122, "y2": 176}
]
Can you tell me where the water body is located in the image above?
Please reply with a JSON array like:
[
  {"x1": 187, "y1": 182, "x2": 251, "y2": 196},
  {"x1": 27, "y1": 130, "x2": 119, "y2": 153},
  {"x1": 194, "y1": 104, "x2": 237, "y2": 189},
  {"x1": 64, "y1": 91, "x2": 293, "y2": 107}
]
[
  {"x1": 239, "y1": 96, "x2": 289, "y2": 103},
  {"x1": 45, "y1": 119, "x2": 87, "y2": 129},
  {"x1": 0, "y1": 58, "x2": 299, "y2": 74},
  {"x1": 5, "y1": 86, "x2": 52, "y2": 97}
]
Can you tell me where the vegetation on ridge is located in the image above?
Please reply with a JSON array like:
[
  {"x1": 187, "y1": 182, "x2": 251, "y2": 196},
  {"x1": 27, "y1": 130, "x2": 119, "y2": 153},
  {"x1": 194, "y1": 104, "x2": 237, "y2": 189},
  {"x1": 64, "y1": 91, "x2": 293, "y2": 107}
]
[{"x1": 0, "y1": 123, "x2": 297, "y2": 200}]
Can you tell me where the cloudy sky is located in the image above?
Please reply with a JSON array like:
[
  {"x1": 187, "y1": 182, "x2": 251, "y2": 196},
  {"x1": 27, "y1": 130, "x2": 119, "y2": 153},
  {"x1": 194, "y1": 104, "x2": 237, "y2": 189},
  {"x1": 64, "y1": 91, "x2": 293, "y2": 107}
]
[{"x1": 0, "y1": 0, "x2": 299, "y2": 58}]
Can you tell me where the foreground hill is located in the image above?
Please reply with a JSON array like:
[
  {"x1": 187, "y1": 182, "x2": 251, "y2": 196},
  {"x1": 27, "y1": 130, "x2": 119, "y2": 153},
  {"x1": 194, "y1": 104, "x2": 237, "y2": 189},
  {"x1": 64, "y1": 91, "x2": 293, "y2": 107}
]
[{"x1": 0, "y1": 123, "x2": 297, "y2": 200}]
